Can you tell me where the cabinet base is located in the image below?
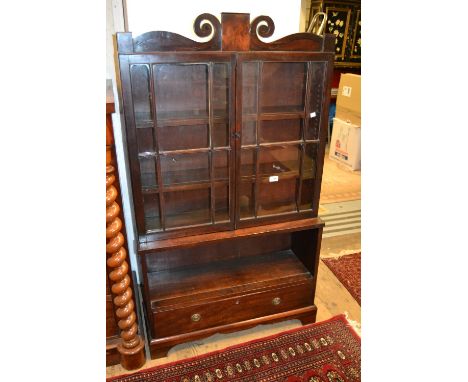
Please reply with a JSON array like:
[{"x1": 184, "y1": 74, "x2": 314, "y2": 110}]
[
  {"x1": 148, "y1": 305, "x2": 317, "y2": 359},
  {"x1": 117, "y1": 337, "x2": 146, "y2": 370}
]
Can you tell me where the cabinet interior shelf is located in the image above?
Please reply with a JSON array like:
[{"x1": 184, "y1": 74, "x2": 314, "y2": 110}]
[
  {"x1": 241, "y1": 139, "x2": 319, "y2": 149},
  {"x1": 135, "y1": 108, "x2": 311, "y2": 130},
  {"x1": 142, "y1": 178, "x2": 229, "y2": 194},
  {"x1": 139, "y1": 217, "x2": 323, "y2": 252},
  {"x1": 148, "y1": 249, "x2": 312, "y2": 309},
  {"x1": 145, "y1": 208, "x2": 230, "y2": 233},
  {"x1": 243, "y1": 111, "x2": 305, "y2": 122}
]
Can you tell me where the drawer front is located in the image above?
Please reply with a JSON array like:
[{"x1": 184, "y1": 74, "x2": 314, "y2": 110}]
[{"x1": 152, "y1": 281, "x2": 314, "y2": 338}]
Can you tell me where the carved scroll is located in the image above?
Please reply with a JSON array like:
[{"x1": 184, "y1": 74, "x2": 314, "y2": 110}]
[
  {"x1": 117, "y1": 13, "x2": 335, "y2": 54},
  {"x1": 250, "y1": 15, "x2": 330, "y2": 52},
  {"x1": 106, "y1": 165, "x2": 146, "y2": 370},
  {"x1": 132, "y1": 13, "x2": 221, "y2": 52}
]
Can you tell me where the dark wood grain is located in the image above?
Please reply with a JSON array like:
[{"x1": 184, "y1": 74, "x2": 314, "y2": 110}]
[
  {"x1": 148, "y1": 306, "x2": 317, "y2": 358},
  {"x1": 122, "y1": 14, "x2": 222, "y2": 53},
  {"x1": 139, "y1": 217, "x2": 324, "y2": 253},
  {"x1": 145, "y1": 233, "x2": 291, "y2": 273},
  {"x1": 250, "y1": 15, "x2": 324, "y2": 52},
  {"x1": 148, "y1": 250, "x2": 311, "y2": 306},
  {"x1": 152, "y1": 281, "x2": 314, "y2": 338},
  {"x1": 115, "y1": 12, "x2": 333, "y2": 359},
  {"x1": 221, "y1": 13, "x2": 250, "y2": 51},
  {"x1": 106, "y1": 336, "x2": 122, "y2": 367}
]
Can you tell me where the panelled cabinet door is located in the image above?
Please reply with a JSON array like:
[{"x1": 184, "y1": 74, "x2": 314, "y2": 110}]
[
  {"x1": 120, "y1": 53, "x2": 236, "y2": 238},
  {"x1": 235, "y1": 53, "x2": 332, "y2": 227}
]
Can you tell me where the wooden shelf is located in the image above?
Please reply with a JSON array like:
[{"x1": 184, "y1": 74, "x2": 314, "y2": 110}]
[
  {"x1": 139, "y1": 217, "x2": 323, "y2": 253},
  {"x1": 158, "y1": 109, "x2": 227, "y2": 126},
  {"x1": 141, "y1": 178, "x2": 229, "y2": 194},
  {"x1": 148, "y1": 249, "x2": 312, "y2": 309},
  {"x1": 241, "y1": 139, "x2": 319, "y2": 149},
  {"x1": 165, "y1": 209, "x2": 211, "y2": 229},
  {"x1": 243, "y1": 111, "x2": 304, "y2": 122},
  {"x1": 135, "y1": 109, "x2": 229, "y2": 129},
  {"x1": 258, "y1": 202, "x2": 297, "y2": 216},
  {"x1": 145, "y1": 207, "x2": 230, "y2": 233}
]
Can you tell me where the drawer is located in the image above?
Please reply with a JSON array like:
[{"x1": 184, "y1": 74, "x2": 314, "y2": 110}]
[{"x1": 151, "y1": 281, "x2": 314, "y2": 338}]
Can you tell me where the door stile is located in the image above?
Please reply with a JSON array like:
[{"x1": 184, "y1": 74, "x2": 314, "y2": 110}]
[{"x1": 148, "y1": 63, "x2": 166, "y2": 230}]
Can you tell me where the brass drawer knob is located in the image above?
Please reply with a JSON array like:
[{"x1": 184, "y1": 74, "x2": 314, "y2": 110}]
[
  {"x1": 191, "y1": 313, "x2": 201, "y2": 322},
  {"x1": 272, "y1": 297, "x2": 281, "y2": 306}
]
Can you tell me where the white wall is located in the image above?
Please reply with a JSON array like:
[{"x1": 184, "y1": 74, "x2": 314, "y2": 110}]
[
  {"x1": 106, "y1": 0, "x2": 115, "y2": 79},
  {"x1": 126, "y1": 0, "x2": 302, "y2": 40}
]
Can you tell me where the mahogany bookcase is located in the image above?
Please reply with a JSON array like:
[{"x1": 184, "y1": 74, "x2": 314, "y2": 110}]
[{"x1": 116, "y1": 12, "x2": 334, "y2": 358}]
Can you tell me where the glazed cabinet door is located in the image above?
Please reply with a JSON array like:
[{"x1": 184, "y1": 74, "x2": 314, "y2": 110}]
[
  {"x1": 235, "y1": 53, "x2": 333, "y2": 227},
  {"x1": 119, "y1": 53, "x2": 235, "y2": 240}
]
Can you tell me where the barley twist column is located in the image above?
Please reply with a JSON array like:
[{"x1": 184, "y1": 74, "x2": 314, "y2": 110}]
[{"x1": 106, "y1": 164, "x2": 145, "y2": 370}]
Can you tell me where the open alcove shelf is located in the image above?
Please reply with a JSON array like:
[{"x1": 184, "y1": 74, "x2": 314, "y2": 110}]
[{"x1": 138, "y1": 218, "x2": 324, "y2": 356}]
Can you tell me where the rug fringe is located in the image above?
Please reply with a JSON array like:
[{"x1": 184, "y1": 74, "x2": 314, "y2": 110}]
[
  {"x1": 322, "y1": 249, "x2": 361, "y2": 260},
  {"x1": 344, "y1": 311, "x2": 361, "y2": 336}
]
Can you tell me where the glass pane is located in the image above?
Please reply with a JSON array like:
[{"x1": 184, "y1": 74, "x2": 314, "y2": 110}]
[
  {"x1": 130, "y1": 64, "x2": 152, "y2": 127},
  {"x1": 303, "y1": 143, "x2": 318, "y2": 180},
  {"x1": 299, "y1": 178, "x2": 314, "y2": 211},
  {"x1": 300, "y1": 143, "x2": 318, "y2": 211},
  {"x1": 258, "y1": 145, "x2": 301, "y2": 177},
  {"x1": 213, "y1": 123, "x2": 228, "y2": 147},
  {"x1": 258, "y1": 178, "x2": 297, "y2": 216},
  {"x1": 213, "y1": 150, "x2": 229, "y2": 180},
  {"x1": 212, "y1": 63, "x2": 230, "y2": 119},
  {"x1": 139, "y1": 157, "x2": 157, "y2": 189},
  {"x1": 239, "y1": 180, "x2": 255, "y2": 219},
  {"x1": 165, "y1": 188, "x2": 210, "y2": 228},
  {"x1": 143, "y1": 194, "x2": 161, "y2": 231},
  {"x1": 214, "y1": 184, "x2": 229, "y2": 223},
  {"x1": 158, "y1": 124, "x2": 208, "y2": 151},
  {"x1": 306, "y1": 62, "x2": 327, "y2": 140},
  {"x1": 160, "y1": 152, "x2": 209, "y2": 186},
  {"x1": 259, "y1": 119, "x2": 302, "y2": 143},
  {"x1": 240, "y1": 148, "x2": 255, "y2": 178},
  {"x1": 136, "y1": 128, "x2": 154, "y2": 154},
  {"x1": 241, "y1": 120, "x2": 256, "y2": 145},
  {"x1": 154, "y1": 64, "x2": 208, "y2": 121},
  {"x1": 242, "y1": 62, "x2": 259, "y2": 115},
  {"x1": 261, "y1": 62, "x2": 307, "y2": 113}
]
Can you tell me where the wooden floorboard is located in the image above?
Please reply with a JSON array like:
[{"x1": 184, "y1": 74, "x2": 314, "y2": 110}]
[{"x1": 319, "y1": 147, "x2": 361, "y2": 204}]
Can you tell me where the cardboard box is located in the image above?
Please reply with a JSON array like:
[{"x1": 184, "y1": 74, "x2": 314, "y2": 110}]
[
  {"x1": 335, "y1": 73, "x2": 361, "y2": 126},
  {"x1": 329, "y1": 117, "x2": 361, "y2": 170}
]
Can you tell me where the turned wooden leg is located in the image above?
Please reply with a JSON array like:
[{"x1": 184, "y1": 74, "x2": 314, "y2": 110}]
[{"x1": 106, "y1": 165, "x2": 146, "y2": 370}]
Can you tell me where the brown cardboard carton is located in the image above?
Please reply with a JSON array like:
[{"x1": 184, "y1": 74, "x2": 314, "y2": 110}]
[{"x1": 335, "y1": 73, "x2": 361, "y2": 126}]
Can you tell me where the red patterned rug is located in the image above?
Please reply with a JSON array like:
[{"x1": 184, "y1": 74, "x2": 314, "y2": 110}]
[
  {"x1": 322, "y1": 253, "x2": 361, "y2": 305},
  {"x1": 107, "y1": 315, "x2": 360, "y2": 382}
]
